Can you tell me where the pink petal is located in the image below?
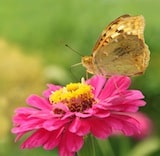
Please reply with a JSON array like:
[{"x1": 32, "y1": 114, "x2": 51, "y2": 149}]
[
  {"x1": 52, "y1": 103, "x2": 70, "y2": 112},
  {"x1": 12, "y1": 107, "x2": 38, "y2": 125},
  {"x1": 26, "y1": 95, "x2": 51, "y2": 110},
  {"x1": 43, "y1": 118, "x2": 70, "y2": 131},
  {"x1": 59, "y1": 130, "x2": 84, "y2": 156},
  {"x1": 89, "y1": 117, "x2": 112, "y2": 139},
  {"x1": 98, "y1": 76, "x2": 131, "y2": 100},
  {"x1": 14, "y1": 131, "x2": 28, "y2": 142},
  {"x1": 126, "y1": 112, "x2": 152, "y2": 139},
  {"x1": 106, "y1": 113, "x2": 141, "y2": 136},
  {"x1": 99, "y1": 96, "x2": 145, "y2": 112},
  {"x1": 86, "y1": 75, "x2": 106, "y2": 97},
  {"x1": 43, "y1": 84, "x2": 61, "y2": 98},
  {"x1": 91, "y1": 104, "x2": 110, "y2": 118},
  {"x1": 43, "y1": 128, "x2": 63, "y2": 150},
  {"x1": 124, "y1": 90, "x2": 145, "y2": 100},
  {"x1": 66, "y1": 132, "x2": 84, "y2": 152},
  {"x1": 12, "y1": 118, "x2": 44, "y2": 133},
  {"x1": 21, "y1": 129, "x2": 51, "y2": 149},
  {"x1": 69, "y1": 117, "x2": 90, "y2": 136}
]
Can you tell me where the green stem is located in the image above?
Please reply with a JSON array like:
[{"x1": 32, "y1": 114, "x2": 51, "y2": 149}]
[
  {"x1": 90, "y1": 134, "x2": 96, "y2": 156},
  {"x1": 77, "y1": 134, "x2": 96, "y2": 156},
  {"x1": 97, "y1": 138, "x2": 115, "y2": 156}
]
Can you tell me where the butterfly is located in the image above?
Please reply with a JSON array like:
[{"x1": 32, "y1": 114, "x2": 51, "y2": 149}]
[{"x1": 82, "y1": 14, "x2": 150, "y2": 77}]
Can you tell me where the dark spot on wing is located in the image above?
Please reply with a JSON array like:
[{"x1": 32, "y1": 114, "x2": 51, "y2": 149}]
[
  {"x1": 115, "y1": 29, "x2": 124, "y2": 33},
  {"x1": 114, "y1": 47, "x2": 129, "y2": 56},
  {"x1": 108, "y1": 26, "x2": 111, "y2": 30},
  {"x1": 104, "y1": 40, "x2": 108, "y2": 43},
  {"x1": 103, "y1": 33, "x2": 106, "y2": 37}
]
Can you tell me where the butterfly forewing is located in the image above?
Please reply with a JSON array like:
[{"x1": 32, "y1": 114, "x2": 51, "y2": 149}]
[{"x1": 92, "y1": 15, "x2": 145, "y2": 52}]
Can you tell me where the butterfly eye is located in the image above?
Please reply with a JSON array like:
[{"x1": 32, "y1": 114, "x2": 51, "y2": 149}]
[{"x1": 82, "y1": 56, "x2": 92, "y2": 65}]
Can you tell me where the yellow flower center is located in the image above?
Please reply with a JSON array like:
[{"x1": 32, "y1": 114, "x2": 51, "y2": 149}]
[{"x1": 49, "y1": 81, "x2": 95, "y2": 113}]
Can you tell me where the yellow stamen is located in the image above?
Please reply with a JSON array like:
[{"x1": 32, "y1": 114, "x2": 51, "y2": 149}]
[{"x1": 49, "y1": 81, "x2": 95, "y2": 113}]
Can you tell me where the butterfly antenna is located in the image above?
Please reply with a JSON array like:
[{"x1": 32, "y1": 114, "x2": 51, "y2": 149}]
[
  {"x1": 65, "y1": 44, "x2": 85, "y2": 81},
  {"x1": 71, "y1": 62, "x2": 82, "y2": 67},
  {"x1": 65, "y1": 44, "x2": 83, "y2": 57}
]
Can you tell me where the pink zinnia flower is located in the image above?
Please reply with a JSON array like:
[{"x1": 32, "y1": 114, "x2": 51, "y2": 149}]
[{"x1": 12, "y1": 75, "x2": 149, "y2": 156}]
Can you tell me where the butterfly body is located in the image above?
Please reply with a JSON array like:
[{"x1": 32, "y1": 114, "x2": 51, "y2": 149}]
[{"x1": 82, "y1": 15, "x2": 150, "y2": 77}]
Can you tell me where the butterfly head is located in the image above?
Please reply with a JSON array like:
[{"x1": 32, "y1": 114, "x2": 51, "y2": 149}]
[{"x1": 82, "y1": 56, "x2": 95, "y2": 74}]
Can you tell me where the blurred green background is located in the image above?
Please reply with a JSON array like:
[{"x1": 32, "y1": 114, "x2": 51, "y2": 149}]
[{"x1": 0, "y1": 0, "x2": 160, "y2": 155}]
